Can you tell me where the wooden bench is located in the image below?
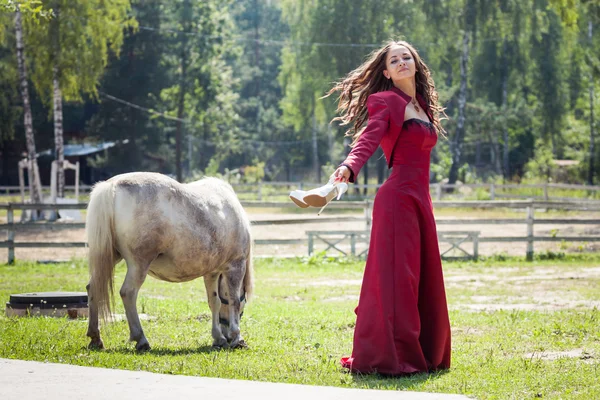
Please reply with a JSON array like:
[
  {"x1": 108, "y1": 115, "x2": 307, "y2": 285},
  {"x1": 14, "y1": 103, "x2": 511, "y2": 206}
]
[
  {"x1": 307, "y1": 230, "x2": 370, "y2": 258},
  {"x1": 437, "y1": 231, "x2": 480, "y2": 260},
  {"x1": 307, "y1": 230, "x2": 480, "y2": 260}
]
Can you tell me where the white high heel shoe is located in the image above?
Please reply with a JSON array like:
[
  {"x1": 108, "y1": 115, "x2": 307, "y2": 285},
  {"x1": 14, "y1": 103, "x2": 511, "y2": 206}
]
[
  {"x1": 288, "y1": 179, "x2": 348, "y2": 213},
  {"x1": 289, "y1": 189, "x2": 309, "y2": 208}
]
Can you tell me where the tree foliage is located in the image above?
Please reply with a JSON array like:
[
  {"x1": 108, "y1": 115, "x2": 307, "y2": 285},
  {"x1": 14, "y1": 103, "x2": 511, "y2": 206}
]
[{"x1": 1, "y1": 0, "x2": 599, "y2": 186}]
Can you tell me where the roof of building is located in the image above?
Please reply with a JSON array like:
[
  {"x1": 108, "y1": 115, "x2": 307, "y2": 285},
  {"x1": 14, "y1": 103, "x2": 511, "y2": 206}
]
[
  {"x1": 37, "y1": 140, "x2": 128, "y2": 157},
  {"x1": 552, "y1": 159, "x2": 580, "y2": 167}
]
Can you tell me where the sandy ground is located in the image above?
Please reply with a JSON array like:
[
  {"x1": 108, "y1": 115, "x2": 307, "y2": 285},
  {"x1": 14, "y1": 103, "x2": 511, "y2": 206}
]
[{"x1": 1, "y1": 211, "x2": 599, "y2": 262}]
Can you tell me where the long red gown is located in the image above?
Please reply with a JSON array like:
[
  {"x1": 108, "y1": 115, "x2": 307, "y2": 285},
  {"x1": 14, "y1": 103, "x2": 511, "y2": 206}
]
[{"x1": 341, "y1": 118, "x2": 451, "y2": 375}]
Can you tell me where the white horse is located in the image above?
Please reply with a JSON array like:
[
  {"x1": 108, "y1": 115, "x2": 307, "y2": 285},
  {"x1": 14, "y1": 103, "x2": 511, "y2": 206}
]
[{"x1": 85, "y1": 172, "x2": 253, "y2": 351}]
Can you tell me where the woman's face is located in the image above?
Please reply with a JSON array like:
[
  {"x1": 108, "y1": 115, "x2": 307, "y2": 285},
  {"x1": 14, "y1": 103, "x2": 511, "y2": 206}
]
[{"x1": 383, "y1": 45, "x2": 416, "y2": 83}]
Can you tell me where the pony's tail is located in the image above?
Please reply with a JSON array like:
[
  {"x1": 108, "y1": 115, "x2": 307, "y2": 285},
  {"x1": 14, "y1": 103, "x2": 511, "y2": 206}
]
[
  {"x1": 86, "y1": 180, "x2": 117, "y2": 323},
  {"x1": 244, "y1": 237, "x2": 254, "y2": 300}
]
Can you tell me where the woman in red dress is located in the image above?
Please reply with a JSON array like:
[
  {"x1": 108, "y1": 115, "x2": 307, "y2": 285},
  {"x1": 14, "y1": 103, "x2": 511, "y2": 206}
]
[{"x1": 328, "y1": 40, "x2": 451, "y2": 375}]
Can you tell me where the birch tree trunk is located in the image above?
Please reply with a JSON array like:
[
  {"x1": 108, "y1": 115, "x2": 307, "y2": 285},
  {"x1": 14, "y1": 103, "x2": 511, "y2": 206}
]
[
  {"x1": 448, "y1": 30, "x2": 470, "y2": 185},
  {"x1": 14, "y1": 7, "x2": 43, "y2": 210},
  {"x1": 51, "y1": 4, "x2": 65, "y2": 197},
  {"x1": 52, "y1": 65, "x2": 64, "y2": 197}
]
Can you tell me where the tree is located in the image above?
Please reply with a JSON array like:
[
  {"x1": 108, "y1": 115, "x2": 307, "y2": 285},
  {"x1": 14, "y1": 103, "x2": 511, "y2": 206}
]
[
  {"x1": 1, "y1": 0, "x2": 52, "y2": 19},
  {"x1": 279, "y1": 0, "x2": 430, "y2": 182},
  {"x1": 85, "y1": 0, "x2": 169, "y2": 176},
  {"x1": 546, "y1": 0, "x2": 599, "y2": 184},
  {"x1": 159, "y1": 0, "x2": 241, "y2": 180},
  {"x1": 225, "y1": 0, "x2": 290, "y2": 181},
  {"x1": 23, "y1": 0, "x2": 135, "y2": 196},
  {"x1": 14, "y1": 4, "x2": 42, "y2": 210},
  {"x1": 0, "y1": 12, "x2": 19, "y2": 143},
  {"x1": 448, "y1": 28, "x2": 470, "y2": 186},
  {"x1": 469, "y1": 0, "x2": 533, "y2": 180}
]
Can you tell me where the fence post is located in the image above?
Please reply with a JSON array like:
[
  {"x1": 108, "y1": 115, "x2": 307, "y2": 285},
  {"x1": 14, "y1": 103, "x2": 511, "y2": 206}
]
[
  {"x1": 7, "y1": 206, "x2": 15, "y2": 264},
  {"x1": 436, "y1": 183, "x2": 442, "y2": 201},
  {"x1": 364, "y1": 200, "x2": 371, "y2": 230},
  {"x1": 308, "y1": 232, "x2": 314, "y2": 256},
  {"x1": 490, "y1": 183, "x2": 496, "y2": 200},
  {"x1": 350, "y1": 233, "x2": 356, "y2": 256},
  {"x1": 526, "y1": 203, "x2": 534, "y2": 261},
  {"x1": 75, "y1": 161, "x2": 80, "y2": 202},
  {"x1": 473, "y1": 232, "x2": 479, "y2": 261},
  {"x1": 543, "y1": 184, "x2": 549, "y2": 201}
]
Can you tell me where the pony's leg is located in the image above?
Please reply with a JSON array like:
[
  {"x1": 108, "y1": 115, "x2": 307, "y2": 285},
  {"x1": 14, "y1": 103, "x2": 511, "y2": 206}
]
[
  {"x1": 120, "y1": 259, "x2": 150, "y2": 351},
  {"x1": 86, "y1": 282, "x2": 104, "y2": 349},
  {"x1": 203, "y1": 273, "x2": 228, "y2": 348},
  {"x1": 224, "y1": 258, "x2": 247, "y2": 348}
]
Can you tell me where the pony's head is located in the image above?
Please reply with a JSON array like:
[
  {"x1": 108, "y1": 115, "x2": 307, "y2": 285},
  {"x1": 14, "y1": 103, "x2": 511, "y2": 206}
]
[{"x1": 217, "y1": 274, "x2": 247, "y2": 345}]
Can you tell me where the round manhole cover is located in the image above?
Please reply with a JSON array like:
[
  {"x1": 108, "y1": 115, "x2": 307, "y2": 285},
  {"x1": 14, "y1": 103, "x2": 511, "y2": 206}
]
[
  {"x1": 9, "y1": 292, "x2": 88, "y2": 306},
  {"x1": 6, "y1": 292, "x2": 89, "y2": 318}
]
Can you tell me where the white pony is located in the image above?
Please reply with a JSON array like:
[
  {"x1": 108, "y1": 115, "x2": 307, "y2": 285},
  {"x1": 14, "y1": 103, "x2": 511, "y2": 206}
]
[{"x1": 85, "y1": 172, "x2": 253, "y2": 351}]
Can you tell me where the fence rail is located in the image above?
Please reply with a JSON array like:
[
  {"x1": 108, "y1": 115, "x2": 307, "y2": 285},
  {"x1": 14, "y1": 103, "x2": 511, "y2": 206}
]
[
  {"x1": 2, "y1": 199, "x2": 600, "y2": 263},
  {"x1": 3, "y1": 180, "x2": 600, "y2": 201}
]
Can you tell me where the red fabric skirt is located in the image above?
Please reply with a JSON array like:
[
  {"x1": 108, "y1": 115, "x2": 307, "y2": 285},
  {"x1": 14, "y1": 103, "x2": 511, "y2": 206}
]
[{"x1": 341, "y1": 172, "x2": 451, "y2": 375}]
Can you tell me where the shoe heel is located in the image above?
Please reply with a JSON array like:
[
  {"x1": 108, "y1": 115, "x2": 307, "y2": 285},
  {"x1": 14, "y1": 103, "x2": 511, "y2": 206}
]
[
  {"x1": 317, "y1": 185, "x2": 345, "y2": 215},
  {"x1": 336, "y1": 182, "x2": 348, "y2": 200}
]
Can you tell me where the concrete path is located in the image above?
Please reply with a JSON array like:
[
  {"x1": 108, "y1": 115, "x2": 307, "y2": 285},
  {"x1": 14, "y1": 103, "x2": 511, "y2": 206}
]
[{"x1": 0, "y1": 358, "x2": 471, "y2": 400}]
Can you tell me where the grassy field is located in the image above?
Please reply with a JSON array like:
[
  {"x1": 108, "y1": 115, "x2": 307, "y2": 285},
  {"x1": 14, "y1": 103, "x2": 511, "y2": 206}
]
[{"x1": 0, "y1": 255, "x2": 599, "y2": 399}]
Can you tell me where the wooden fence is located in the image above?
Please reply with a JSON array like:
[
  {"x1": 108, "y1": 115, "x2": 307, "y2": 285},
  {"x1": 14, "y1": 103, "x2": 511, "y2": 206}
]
[
  {"x1": 198, "y1": 181, "x2": 600, "y2": 202},
  {"x1": 307, "y1": 230, "x2": 482, "y2": 260},
  {"x1": 2, "y1": 181, "x2": 600, "y2": 201},
  {"x1": 2, "y1": 199, "x2": 600, "y2": 264}
]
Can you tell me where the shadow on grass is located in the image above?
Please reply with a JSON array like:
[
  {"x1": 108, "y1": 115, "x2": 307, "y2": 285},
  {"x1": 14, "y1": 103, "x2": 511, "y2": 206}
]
[
  {"x1": 92, "y1": 345, "x2": 224, "y2": 356},
  {"x1": 349, "y1": 369, "x2": 449, "y2": 390}
]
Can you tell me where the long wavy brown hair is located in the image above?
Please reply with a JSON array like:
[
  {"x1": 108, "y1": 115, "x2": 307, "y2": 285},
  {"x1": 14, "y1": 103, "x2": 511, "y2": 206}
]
[{"x1": 326, "y1": 40, "x2": 446, "y2": 146}]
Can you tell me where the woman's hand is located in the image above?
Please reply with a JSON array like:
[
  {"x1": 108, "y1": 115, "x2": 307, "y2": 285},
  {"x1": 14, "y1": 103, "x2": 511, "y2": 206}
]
[{"x1": 332, "y1": 165, "x2": 351, "y2": 183}]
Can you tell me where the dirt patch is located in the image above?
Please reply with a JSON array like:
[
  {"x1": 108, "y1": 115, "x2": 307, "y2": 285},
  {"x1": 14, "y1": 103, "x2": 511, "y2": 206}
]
[
  {"x1": 294, "y1": 279, "x2": 362, "y2": 287},
  {"x1": 452, "y1": 299, "x2": 600, "y2": 311},
  {"x1": 275, "y1": 295, "x2": 303, "y2": 302},
  {"x1": 323, "y1": 295, "x2": 359, "y2": 302},
  {"x1": 505, "y1": 268, "x2": 600, "y2": 282},
  {"x1": 451, "y1": 327, "x2": 484, "y2": 335},
  {"x1": 448, "y1": 265, "x2": 600, "y2": 311},
  {"x1": 447, "y1": 267, "x2": 600, "y2": 285},
  {"x1": 524, "y1": 348, "x2": 595, "y2": 362},
  {"x1": 110, "y1": 313, "x2": 155, "y2": 322},
  {"x1": 446, "y1": 275, "x2": 501, "y2": 283},
  {"x1": 453, "y1": 303, "x2": 544, "y2": 311}
]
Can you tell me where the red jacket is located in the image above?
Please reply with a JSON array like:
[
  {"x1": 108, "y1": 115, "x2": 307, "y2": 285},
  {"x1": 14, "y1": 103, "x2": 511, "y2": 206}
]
[{"x1": 341, "y1": 86, "x2": 431, "y2": 182}]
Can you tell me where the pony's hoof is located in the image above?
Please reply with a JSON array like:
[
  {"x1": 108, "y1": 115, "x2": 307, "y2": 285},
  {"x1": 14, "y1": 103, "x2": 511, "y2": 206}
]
[
  {"x1": 136, "y1": 340, "x2": 151, "y2": 352},
  {"x1": 212, "y1": 337, "x2": 228, "y2": 350},
  {"x1": 233, "y1": 339, "x2": 248, "y2": 349},
  {"x1": 88, "y1": 338, "x2": 104, "y2": 350}
]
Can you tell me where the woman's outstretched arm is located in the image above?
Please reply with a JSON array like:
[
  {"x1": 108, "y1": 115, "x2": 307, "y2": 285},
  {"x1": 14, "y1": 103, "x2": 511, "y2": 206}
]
[{"x1": 334, "y1": 94, "x2": 390, "y2": 183}]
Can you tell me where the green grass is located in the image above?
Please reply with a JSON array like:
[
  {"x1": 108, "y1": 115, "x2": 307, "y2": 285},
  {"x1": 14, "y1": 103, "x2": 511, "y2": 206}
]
[{"x1": 0, "y1": 255, "x2": 599, "y2": 399}]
